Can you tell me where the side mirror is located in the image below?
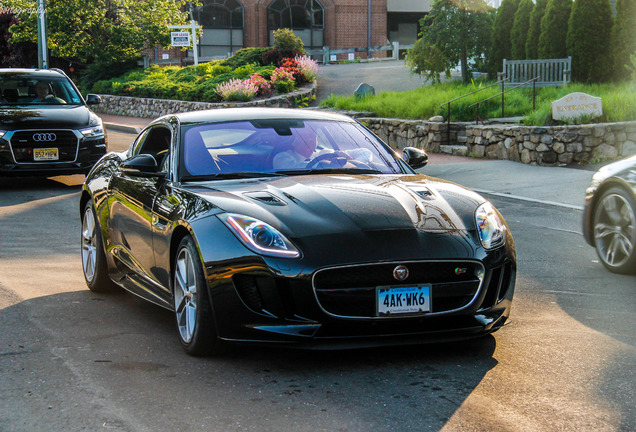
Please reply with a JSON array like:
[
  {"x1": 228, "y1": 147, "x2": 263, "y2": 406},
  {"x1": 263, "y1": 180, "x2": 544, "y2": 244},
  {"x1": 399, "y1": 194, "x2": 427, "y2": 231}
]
[
  {"x1": 402, "y1": 147, "x2": 428, "y2": 169},
  {"x1": 121, "y1": 154, "x2": 161, "y2": 177},
  {"x1": 85, "y1": 94, "x2": 102, "y2": 105}
]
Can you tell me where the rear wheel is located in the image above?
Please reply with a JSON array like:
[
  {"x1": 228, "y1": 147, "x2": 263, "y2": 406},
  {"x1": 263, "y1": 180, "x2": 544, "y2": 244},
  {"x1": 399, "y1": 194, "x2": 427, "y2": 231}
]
[
  {"x1": 81, "y1": 201, "x2": 119, "y2": 292},
  {"x1": 593, "y1": 187, "x2": 636, "y2": 274},
  {"x1": 173, "y1": 236, "x2": 224, "y2": 356}
]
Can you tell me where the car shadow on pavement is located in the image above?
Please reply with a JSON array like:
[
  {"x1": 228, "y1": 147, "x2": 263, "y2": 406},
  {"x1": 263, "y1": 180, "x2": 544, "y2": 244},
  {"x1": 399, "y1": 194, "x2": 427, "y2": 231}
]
[
  {"x1": 1, "y1": 286, "x2": 499, "y2": 432},
  {"x1": 0, "y1": 175, "x2": 83, "y2": 207}
]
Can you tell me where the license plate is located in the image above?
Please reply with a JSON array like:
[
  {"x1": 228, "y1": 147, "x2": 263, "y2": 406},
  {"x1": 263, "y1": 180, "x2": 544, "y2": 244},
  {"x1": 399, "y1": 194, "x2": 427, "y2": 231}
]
[
  {"x1": 34, "y1": 148, "x2": 59, "y2": 161},
  {"x1": 377, "y1": 285, "x2": 431, "y2": 316}
]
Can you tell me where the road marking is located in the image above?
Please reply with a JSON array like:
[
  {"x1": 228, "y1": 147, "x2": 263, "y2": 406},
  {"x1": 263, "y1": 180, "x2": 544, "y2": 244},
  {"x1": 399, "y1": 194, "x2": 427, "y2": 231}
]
[{"x1": 474, "y1": 189, "x2": 584, "y2": 211}]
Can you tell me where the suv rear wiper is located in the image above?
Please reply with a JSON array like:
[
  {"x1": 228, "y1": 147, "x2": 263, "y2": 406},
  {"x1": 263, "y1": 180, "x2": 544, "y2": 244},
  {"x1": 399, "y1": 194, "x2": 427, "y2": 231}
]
[
  {"x1": 180, "y1": 172, "x2": 283, "y2": 181},
  {"x1": 275, "y1": 168, "x2": 383, "y2": 176}
]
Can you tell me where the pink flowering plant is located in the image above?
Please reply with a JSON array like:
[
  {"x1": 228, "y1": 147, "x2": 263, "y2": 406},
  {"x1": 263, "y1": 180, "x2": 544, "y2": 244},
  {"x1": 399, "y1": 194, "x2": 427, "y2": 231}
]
[
  {"x1": 247, "y1": 73, "x2": 272, "y2": 97},
  {"x1": 294, "y1": 55, "x2": 319, "y2": 83},
  {"x1": 270, "y1": 67, "x2": 296, "y2": 93},
  {"x1": 215, "y1": 78, "x2": 258, "y2": 102}
]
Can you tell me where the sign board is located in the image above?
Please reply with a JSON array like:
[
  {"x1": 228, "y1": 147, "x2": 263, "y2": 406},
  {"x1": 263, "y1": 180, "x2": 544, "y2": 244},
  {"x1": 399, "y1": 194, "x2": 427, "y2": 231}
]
[
  {"x1": 330, "y1": 54, "x2": 337, "y2": 62},
  {"x1": 552, "y1": 92, "x2": 602, "y2": 121},
  {"x1": 171, "y1": 31, "x2": 191, "y2": 47},
  {"x1": 162, "y1": 54, "x2": 169, "y2": 60},
  {"x1": 348, "y1": 53, "x2": 355, "y2": 61}
]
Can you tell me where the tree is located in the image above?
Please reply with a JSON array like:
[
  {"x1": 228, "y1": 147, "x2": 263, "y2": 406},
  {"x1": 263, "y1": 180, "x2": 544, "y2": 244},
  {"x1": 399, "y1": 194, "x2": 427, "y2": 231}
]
[
  {"x1": 525, "y1": 0, "x2": 548, "y2": 59},
  {"x1": 567, "y1": 0, "x2": 613, "y2": 82},
  {"x1": 4, "y1": 0, "x2": 190, "y2": 67},
  {"x1": 537, "y1": 0, "x2": 572, "y2": 59},
  {"x1": 489, "y1": 0, "x2": 520, "y2": 76},
  {"x1": 611, "y1": 0, "x2": 636, "y2": 81},
  {"x1": 510, "y1": 0, "x2": 534, "y2": 60},
  {"x1": 406, "y1": 0, "x2": 493, "y2": 83}
]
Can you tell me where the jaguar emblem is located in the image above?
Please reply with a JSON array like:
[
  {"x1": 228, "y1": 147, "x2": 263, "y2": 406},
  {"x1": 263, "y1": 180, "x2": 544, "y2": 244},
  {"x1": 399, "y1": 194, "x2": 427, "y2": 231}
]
[{"x1": 393, "y1": 265, "x2": 409, "y2": 281}]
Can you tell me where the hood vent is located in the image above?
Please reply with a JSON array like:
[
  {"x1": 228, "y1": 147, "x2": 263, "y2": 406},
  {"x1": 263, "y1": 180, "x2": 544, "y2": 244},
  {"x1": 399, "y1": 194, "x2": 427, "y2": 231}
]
[{"x1": 243, "y1": 191, "x2": 286, "y2": 206}]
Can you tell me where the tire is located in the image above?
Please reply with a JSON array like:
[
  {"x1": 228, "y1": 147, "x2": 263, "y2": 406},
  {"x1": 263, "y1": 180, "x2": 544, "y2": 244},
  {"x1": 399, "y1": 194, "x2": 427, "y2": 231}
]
[
  {"x1": 593, "y1": 186, "x2": 636, "y2": 274},
  {"x1": 81, "y1": 201, "x2": 120, "y2": 292},
  {"x1": 173, "y1": 236, "x2": 224, "y2": 356}
]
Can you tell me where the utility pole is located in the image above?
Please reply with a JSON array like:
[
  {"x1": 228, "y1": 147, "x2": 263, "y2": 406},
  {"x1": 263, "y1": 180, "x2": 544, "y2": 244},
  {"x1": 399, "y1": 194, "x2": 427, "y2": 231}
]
[{"x1": 37, "y1": 0, "x2": 48, "y2": 69}]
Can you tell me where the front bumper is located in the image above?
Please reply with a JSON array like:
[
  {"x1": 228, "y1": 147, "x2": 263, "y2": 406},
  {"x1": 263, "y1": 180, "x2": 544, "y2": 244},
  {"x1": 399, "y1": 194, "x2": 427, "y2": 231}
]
[
  {"x1": 206, "y1": 254, "x2": 516, "y2": 348},
  {"x1": 0, "y1": 133, "x2": 107, "y2": 177}
]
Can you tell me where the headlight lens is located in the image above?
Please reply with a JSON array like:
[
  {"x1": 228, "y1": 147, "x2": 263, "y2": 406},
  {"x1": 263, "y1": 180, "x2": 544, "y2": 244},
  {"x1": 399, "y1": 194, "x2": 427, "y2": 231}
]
[
  {"x1": 218, "y1": 213, "x2": 300, "y2": 258},
  {"x1": 475, "y1": 202, "x2": 506, "y2": 250},
  {"x1": 0, "y1": 130, "x2": 6, "y2": 139},
  {"x1": 80, "y1": 124, "x2": 105, "y2": 138}
]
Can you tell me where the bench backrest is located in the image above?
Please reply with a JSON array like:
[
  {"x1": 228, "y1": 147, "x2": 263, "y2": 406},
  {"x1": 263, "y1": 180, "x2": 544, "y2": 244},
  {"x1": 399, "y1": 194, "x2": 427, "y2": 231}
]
[{"x1": 501, "y1": 57, "x2": 571, "y2": 87}]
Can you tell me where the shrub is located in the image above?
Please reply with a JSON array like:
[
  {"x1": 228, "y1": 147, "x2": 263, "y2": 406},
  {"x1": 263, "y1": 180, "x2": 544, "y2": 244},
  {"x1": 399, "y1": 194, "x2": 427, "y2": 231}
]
[
  {"x1": 511, "y1": 0, "x2": 534, "y2": 60},
  {"x1": 611, "y1": 0, "x2": 636, "y2": 81},
  {"x1": 216, "y1": 78, "x2": 258, "y2": 102},
  {"x1": 262, "y1": 48, "x2": 305, "y2": 67},
  {"x1": 271, "y1": 67, "x2": 296, "y2": 93},
  {"x1": 272, "y1": 28, "x2": 306, "y2": 54},
  {"x1": 221, "y1": 47, "x2": 271, "y2": 69},
  {"x1": 567, "y1": 0, "x2": 613, "y2": 83},
  {"x1": 295, "y1": 55, "x2": 319, "y2": 82},
  {"x1": 489, "y1": 0, "x2": 521, "y2": 76},
  {"x1": 525, "y1": 0, "x2": 548, "y2": 59},
  {"x1": 247, "y1": 73, "x2": 272, "y2": 97},
  {"x1": 538, "y1": 0, "x2": 572, "y2": 59}
]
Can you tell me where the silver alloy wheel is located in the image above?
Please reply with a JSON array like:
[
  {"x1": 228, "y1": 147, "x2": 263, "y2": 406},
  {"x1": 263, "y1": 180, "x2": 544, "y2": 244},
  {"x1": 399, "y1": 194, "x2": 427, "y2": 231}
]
[
  {"x1": 174, "y1": 247, "x2": 198, "y2": 343},
  {"x1": 81, "y1": 206, "x2": 97, "y2": 283},
  {"x1": 594, "y1": 192, "x2": 636, "y2": 268}
]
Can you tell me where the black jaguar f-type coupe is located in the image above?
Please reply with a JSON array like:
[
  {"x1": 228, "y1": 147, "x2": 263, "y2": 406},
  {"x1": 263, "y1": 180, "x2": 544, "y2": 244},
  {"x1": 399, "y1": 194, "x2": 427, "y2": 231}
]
[{"x1": 80, "y1": 108, "x2": 516, "y2": 355}]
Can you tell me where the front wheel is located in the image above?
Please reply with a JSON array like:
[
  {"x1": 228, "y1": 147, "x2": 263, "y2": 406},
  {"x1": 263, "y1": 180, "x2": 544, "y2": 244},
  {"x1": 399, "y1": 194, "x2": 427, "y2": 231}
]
[
  {"x1": 173, "y1": 236, "x2": 224, "y2": 356},
  {"x1": 81, "y1": 201, "x2": 119, "y2": 292},
  {"x1": 593, "y1": 187, "x2": 636, "y2": 274}
]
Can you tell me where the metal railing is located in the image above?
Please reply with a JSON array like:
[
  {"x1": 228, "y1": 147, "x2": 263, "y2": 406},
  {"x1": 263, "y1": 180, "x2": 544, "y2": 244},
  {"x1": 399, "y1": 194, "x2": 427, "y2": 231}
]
[
  {"x1": 469, "y1": 76, "x2": 540, "y2": 123},
  {"x1": 439, "y1": 78, "x2": 508, "y2": 146}
]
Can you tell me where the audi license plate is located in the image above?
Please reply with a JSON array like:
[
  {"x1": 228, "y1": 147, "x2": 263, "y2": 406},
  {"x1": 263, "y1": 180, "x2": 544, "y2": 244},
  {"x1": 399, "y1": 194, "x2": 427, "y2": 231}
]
[
  {"x1": 377, "y1": 285, "x2": 431, "y2": 316},
  {"x1": 33, "y1": 148, "x2": 59, "y2": 161}
]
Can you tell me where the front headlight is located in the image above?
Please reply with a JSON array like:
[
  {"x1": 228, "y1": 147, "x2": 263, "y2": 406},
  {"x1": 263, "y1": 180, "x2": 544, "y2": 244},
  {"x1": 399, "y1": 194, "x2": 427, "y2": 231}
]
[
  {"x1": 80, "y1": 124, "x2": 105, "y2": 138},
  {"x1": 218, "y1": 213, "x2": 300, "y2": 258},
  {"x1": 475, "y1": 202, "x2": 506, "y2": 250},
  {"x1": 0, "y1": 130, "x2": 6, "y2": 139}
]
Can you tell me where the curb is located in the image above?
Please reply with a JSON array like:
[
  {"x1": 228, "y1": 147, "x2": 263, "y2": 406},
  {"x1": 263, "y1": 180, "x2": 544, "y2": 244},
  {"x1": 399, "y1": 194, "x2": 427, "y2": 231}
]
[{"x1": 104, "y1": 123, "x2": 142, "y2": 134}]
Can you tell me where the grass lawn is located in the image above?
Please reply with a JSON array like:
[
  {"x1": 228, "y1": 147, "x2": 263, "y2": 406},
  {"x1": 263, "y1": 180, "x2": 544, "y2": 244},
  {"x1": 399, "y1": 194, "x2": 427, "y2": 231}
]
[{"x1": 320, "y1": 80, "x2": 636, "y2": 126}]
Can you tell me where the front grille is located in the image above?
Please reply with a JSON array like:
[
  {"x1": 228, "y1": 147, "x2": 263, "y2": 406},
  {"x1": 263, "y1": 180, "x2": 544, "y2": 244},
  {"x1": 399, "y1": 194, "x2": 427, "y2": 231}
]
[
  {"x1": 10, "y1": 130, "x2": 79, "y2": 162},
  {"x1": 313, "y1": 261, "x2": 484, "y2": 318}
]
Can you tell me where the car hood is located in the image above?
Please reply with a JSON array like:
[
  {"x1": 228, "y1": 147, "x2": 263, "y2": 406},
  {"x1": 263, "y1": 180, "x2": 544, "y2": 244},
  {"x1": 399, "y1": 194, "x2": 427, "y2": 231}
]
[
  {"x1": 184, "y1": 174, "x2": 486, "y2": 238},
  {"x1": 0, "y1": 105, "x2": 94, "y2": 130}
]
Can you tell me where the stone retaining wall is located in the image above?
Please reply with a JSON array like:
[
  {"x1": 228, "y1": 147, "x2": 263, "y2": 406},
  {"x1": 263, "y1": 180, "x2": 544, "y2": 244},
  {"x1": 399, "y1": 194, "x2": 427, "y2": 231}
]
[
  {"x1": 92, "y1": 83, "x2": 316, "y2": 119},
  {"x1": 360, "y1": 117, "x2": 636, "y2": 166}
]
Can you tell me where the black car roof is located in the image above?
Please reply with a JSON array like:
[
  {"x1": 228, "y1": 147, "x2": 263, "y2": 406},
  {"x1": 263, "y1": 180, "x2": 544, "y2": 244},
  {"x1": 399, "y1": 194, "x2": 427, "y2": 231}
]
[{"x1": 155, "y1": 108, "x2": 357, "y2": 126}]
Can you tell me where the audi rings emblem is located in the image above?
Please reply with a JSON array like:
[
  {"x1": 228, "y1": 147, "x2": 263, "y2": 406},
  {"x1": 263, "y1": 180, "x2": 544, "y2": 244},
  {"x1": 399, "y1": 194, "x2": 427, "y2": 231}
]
[
  {"x1": 33, "y1": 133, "x2": 57, "y2": 142},
  {"x1": 393, "y1": 265, "x2": 409, "y2": 281}
]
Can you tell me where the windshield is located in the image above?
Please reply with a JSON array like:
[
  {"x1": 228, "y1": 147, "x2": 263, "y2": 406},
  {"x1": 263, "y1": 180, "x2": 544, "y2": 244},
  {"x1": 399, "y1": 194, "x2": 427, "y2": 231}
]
[
  {"x1": 180, "y1": 119, "x2": 403, "y2": 179},
  {"x1": 0, "y1": 74, "x2": 83, "y2": 106}
]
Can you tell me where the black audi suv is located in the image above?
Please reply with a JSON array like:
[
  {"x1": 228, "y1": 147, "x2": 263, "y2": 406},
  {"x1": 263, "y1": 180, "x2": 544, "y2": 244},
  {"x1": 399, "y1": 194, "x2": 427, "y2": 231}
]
[{"x1": 0, "y1": 68, "x2": 107, "y2": 176}]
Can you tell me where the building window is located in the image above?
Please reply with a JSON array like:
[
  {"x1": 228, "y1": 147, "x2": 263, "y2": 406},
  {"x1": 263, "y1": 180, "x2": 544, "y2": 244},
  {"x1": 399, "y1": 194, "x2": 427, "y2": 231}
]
[
  {"x1": 192, "y1": 0, "x2": 244, "y2": 58},
  {"x1": 267, "y1": 0, "x2": 324, "y2": 50}
]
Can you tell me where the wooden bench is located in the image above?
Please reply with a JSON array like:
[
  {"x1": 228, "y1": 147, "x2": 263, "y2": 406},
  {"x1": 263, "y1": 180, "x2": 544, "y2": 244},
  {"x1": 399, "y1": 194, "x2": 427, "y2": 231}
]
[{"x1": 499, "y1": 57, "x2": 571, "y2": 87}]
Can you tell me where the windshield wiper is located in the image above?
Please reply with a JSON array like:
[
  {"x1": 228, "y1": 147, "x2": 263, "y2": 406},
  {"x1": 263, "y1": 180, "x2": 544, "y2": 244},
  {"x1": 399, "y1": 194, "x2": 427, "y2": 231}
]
[
  {"x1": 180, "y1": 172, "x2": 284, "y2": 181},
  {"x1": 275, "y1": 168, "x2": 383, "y2": 176}
]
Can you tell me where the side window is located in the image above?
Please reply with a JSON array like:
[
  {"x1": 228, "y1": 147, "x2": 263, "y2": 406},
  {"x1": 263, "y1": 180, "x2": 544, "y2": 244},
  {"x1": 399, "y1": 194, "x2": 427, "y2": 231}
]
[{"x1": 134, "y1": 126, "x2": 172, "y2": 172}]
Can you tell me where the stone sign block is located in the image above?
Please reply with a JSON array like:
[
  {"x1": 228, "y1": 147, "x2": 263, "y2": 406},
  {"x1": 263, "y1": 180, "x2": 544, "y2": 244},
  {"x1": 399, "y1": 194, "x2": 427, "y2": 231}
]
[
  {"x1": 354, "y1": 83, "x2": 375, "y2": 99},
  {"x1": 552, "y1": 92, "x2": 602, "y2": 121}
]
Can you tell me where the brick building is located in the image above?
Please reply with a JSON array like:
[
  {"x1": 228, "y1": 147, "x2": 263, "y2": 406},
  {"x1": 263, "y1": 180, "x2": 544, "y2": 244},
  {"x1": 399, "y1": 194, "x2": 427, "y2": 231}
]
[{"x1": 160, "y1": 0, "x2": 430, "y2": 61}]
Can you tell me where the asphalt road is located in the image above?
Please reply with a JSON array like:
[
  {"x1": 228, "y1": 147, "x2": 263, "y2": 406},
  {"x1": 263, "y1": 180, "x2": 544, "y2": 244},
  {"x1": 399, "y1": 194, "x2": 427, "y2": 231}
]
[
  {"x1": 316, "y1": 60, "x2": 433, "y2": 101},
  {"x1": 0, "y1": 129, "x2": 634, "y2": 432}
]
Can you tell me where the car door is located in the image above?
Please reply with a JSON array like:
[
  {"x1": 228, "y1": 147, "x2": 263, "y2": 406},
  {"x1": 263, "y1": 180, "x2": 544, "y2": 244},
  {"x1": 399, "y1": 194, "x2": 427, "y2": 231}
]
[{"x1": 107, "y1": 124, "x2": 173, "y2": 304}]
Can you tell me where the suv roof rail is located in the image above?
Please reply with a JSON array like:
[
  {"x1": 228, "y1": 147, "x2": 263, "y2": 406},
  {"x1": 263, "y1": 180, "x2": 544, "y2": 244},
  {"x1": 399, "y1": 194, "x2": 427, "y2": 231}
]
[{"x1": 49, "y1": 68, "x2": 67, "y2": 76}]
